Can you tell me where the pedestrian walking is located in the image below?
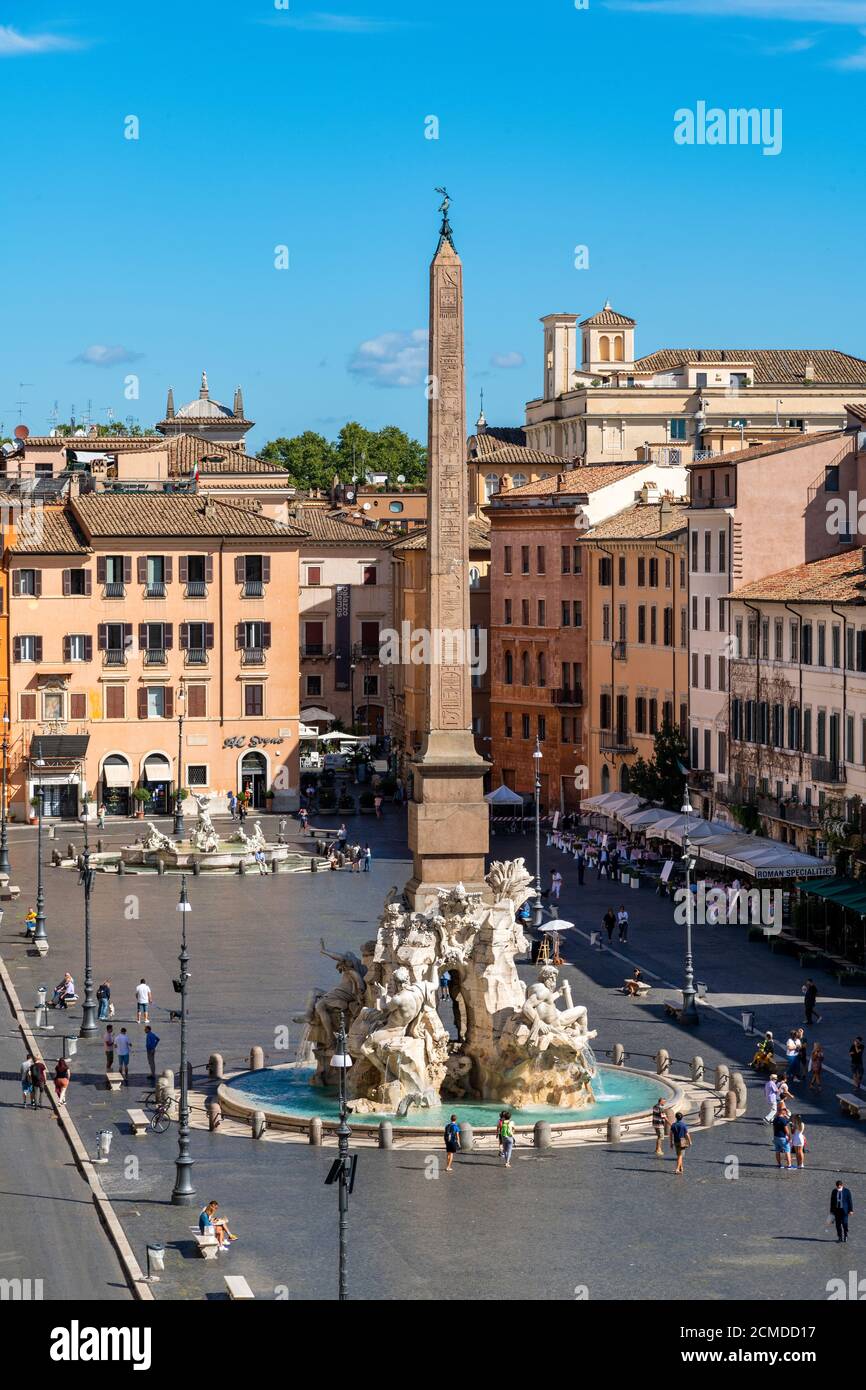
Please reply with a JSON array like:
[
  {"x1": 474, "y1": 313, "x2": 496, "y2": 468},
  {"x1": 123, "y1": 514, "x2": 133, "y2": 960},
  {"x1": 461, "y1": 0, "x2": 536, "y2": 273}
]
[
  {"x1": 144, "y1": 1025, "x2": 160, "y2": 1082},
  {"x1": 830, "y1": 1180, "x2": 854, "y2": 1243},
  {"x1": 96, "y1": 979, "x2": 112, "y2": 1022},
  {"x1": 550, "y1": 870, "x2": 562, "y2": 903},
  {"x1": 763, "y1": 1074, "x2": 780, "y2": 1123},
  {"x1": 439, "y1": 970, "x2": 451, "y2": 1002},
  {"x1": 797, "y1": 1028, "x2": 809, "y2": 1081},
  {"x1": 54, "y1": 1056, "x2": 71, "y2": 1104},
  {"x1": 444, "y1": 1113, "x2": 461, "y2": 1172},
  {"x1": 116, "y1": 1028, "x2": 131, "y2": 1084},
  {"x1": 772, "y1": 1105, "x2": 793, "y2": 1170},
  {"x1": 29, "y1": 1058, "x2": 47, "y2": 1108},
  {"x1": 498, "y1": 1110, "x2": 515, "y2": 1168},
  {"x1": 20, "y1": 1054, "x2": 34, "y2": 1106},
  {"x1": 598, "y1": 847, "x2": 609, "y2": 880},
  {"x1": 652, "y1": 1097, "x2": 667, "y2": 1157},
  {"x1": 227, "y1": 791, "x2": 236, "y2": 820},
  {"x1": 850, "y1": 1036, "x2": 864, "y2": 1092},
  {"x1": 784, "y1": 1031, "x2": 801, "y2": 1080},
  {"x1": 602, "y1": 908, "x2": 616, "y2": 944},
  {"x1": 576, "y1": 849, "x2": 585, "y2": 886},
  {"x1": 135, "y1": 978, "x2": 152, "y2": 1024},
  {"x1": 616, "y1": 905, "x2": 629, "y2": 943},
  {"x1": 337, "y1": 823, "x2": 347, "y2": 850},
  {"x1": 374, "y1": 794, "x2": 383, "y2": 819},
  {"x1": 809, "y1": 1042, "x2": 824, "y2": 1091},
  {"x1": 97, "y1": 803, "x2": 106, "y2": 830},
  {"x1": 790, "y1": 1114, "x2": 807, "y2": 1169},
  {"x1": 363, "y1": 844, "x2": 372, "y2": 872},
  {"x1": 670, "y1": 1111, "x2": 690, "y2": 1175},
  {"x1": 802, "y1": 977, "x2": 821, "y2": 1025},
  {"x1": 104, "y1": 1024, "x2": 115, "y2": 1071}
]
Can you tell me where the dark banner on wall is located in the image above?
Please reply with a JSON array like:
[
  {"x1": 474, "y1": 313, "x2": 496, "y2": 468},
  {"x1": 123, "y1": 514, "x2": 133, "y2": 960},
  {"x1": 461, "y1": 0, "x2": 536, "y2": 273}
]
[{"x1": 334, "y1": 584, "x2": 351, "y2": 690}]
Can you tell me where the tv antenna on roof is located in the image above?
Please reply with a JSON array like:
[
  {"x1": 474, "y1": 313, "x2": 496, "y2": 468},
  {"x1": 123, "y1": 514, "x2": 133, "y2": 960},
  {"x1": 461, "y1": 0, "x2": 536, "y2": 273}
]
[{"x1": 16, "y1": 383, "x2": 34, "y2": 422}]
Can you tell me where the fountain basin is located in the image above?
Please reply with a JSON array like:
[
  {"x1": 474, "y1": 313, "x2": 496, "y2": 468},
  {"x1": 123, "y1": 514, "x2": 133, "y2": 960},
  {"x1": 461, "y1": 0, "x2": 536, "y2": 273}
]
[{"x1": 219, "y1": 1062, "x2": 681, "y2": 1136}]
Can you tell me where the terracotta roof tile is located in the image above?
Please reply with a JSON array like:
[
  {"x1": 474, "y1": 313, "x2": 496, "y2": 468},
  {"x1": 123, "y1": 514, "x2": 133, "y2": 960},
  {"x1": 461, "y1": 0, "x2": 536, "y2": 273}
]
[
  {"x1": 685, "y1": 430, "x2": 843, "y2": 470},
  {"x1": 145, "y1": 434, "x2": 286, "y2": 476},
  {"x1": 288, "y1": 506, "x2": 402, "y2": 544},
  {"x1": 390, "y1": 516, "x2": 491, "y2": 552},
  {"x1": 579, "y1": 305, "x2": 636, "y2": 328},
  {"x1": 467, "y1": 429, "x2": 571, "y2": 466},
  {"x1": 7, "y1": 506, "x2": 91, "y2": 554},
  {"x1": 633, "y1": 349, "x2": 866, "y2": 385},
  {"x1": 731, "y1": 549, "x2": 866, "y2": 604},
  {"x1": 846, "y1": 402, "x2": 866, "y2": 424},
  {"x1": 23, "y1": 435, "x2": 161, "y2": 450},
  {"x1": 582, "y1": 499, "x2": 690, "y2": 541},
  {"x1": 71, "y1": 492, "x2": 306, "y2": 540},
  {"x1": 500, "y1": 463, "x2": 649, "y2": 499}
]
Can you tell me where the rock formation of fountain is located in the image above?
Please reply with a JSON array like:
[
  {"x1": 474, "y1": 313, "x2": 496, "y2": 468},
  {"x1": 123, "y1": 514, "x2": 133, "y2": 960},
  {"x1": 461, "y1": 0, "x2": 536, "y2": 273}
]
[{"x1": 298, "y1": 858, "x2": 597, "y2": 1114}]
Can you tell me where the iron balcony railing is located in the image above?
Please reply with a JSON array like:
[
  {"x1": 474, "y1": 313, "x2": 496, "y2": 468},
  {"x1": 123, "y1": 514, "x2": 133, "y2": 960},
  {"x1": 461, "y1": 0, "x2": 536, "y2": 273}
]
[
  {"x1": 811, "y1": 757, "x2": 846, "y2": 785},
  {"x1": 600, "y1": 728, "x2": 635, "y2": 753},
  {"x1": 145, "y1": 582, "x2": 166, "y2": 598},
  {"x1": 242, "y1": 646, "x2": 266, "y2": 666},
  {"x1": 144, "y1": 648, "x2": 167, "y2": 666},
  {"x1": 103, "y1": 648, "x2": 126, "y2": 667},
  {"x1": 243, "y1": 579, "x2": 264, "y2": 598},
  {"x1": 103, "y1": 581, "x2": 125, "y2": 599},
  {"x1": 552, "y1": 686, "x2": 583, "y2": 706},
  {"x1": 613, "y1": 640, "x2": 627, "y2": 660},
  {"x1": 186, "y1": 580, "x2": 207, "y2": 597},
  {"x1": 184, "y1": 648, "x2": 208, "y2": 666}
]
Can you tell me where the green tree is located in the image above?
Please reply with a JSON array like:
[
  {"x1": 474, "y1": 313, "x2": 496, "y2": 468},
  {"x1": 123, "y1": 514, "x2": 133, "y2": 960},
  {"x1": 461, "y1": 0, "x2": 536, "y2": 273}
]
[
  {"x1": 259, "y1": 431, "x2": 338, "y2": 491},
  {"x1": 627, "y1": 723, "x2": 690, "y2": 810},
  {"x1": 261, "y1": 422, "x2": 427, "y2": 491}
]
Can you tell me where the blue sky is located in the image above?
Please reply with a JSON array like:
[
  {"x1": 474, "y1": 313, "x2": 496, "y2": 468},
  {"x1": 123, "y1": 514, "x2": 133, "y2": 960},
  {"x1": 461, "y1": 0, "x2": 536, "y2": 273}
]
[{"x1": 1, "y1": 0, "x2": 865, "y2": 449}]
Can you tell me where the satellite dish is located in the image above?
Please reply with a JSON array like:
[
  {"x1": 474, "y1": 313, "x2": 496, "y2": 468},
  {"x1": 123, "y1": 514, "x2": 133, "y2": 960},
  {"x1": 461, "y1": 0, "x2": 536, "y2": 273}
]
[
  {"x1": 2, "y1": 442, "x2": 16, "y2": 457},
  {"x1": 396, "y1": 473, "x2": 406, "y2": 484},
  {"x1": 14, "y1": 424, "x2": 29, "y2": 440}
]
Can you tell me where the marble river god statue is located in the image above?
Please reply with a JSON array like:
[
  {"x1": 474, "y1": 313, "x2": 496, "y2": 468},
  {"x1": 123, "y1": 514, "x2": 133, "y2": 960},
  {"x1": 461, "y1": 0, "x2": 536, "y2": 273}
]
[{"x1": 300, "y1": 858, "x2": 596, "y2": 1115}]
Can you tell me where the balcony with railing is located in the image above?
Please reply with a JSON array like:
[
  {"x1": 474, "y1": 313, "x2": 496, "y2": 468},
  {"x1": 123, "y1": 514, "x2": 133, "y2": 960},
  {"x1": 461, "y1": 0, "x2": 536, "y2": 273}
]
[
  {"x1": 612, "y1": 640, "x2": 627, "y2": 661},
  {"x1": 811, "y1": 758, "x2": 846, "y2": 785},
  {"x1": 103, "y1": 581, "x2": 125, "y2": 599},
  {"x1": 552, "y1": 685, "x2": 583, "y2": 706},
  {"x1": 242, "y1": 646, "x2": 266, "y2": 666},
  {"x1": 184, "y1": 648, "x2": 208, "y2": 667},
  {"x1": 186, "y1": 579, "x2": 207, "y2": 598},
  {"x1": 243, "y1": 579, "x2": 264, "y2": 598},
  {"x1": 145, "y1": 582, "x2": 166, "y2": 598},
  {"x1": 103, "y1": 648, "x2": 126, "y2": 667},
  {"x1": 144, "y1": 647, "x2": 167, "y2": 666},
  {"x1": 756, "y1": 793, "x2": 821, "y2": 829},
  {"x1": 600, "y1": 727, "x2": 636, "y2": 753},
  {"x1": 303, "y1": 644, "x2": 331, "y2": 659}
]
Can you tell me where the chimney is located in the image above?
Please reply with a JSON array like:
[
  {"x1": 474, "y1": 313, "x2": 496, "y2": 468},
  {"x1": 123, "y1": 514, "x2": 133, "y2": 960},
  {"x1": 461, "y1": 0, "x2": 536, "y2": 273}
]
[
  {"x1": 659, "y1": 496, "x2": 673, "y2": 532},
  {"x1": 165, "y1": 387, "x2": 175, "y2": 419},
  {"x1": 804, "y1": 356, "x2": 815, "y2": 383},
  {"x1": 233, "y1": 386, "x2": 244, "y2": 418}
]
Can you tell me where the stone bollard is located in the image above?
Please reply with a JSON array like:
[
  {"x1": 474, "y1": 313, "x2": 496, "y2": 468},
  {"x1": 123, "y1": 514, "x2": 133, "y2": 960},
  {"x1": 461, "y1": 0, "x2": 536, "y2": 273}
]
[
  {"x1": 731, "y1": 1071, "x2": 748, "y2": 1112},
  {"x1": 700, "y1": 1098, "x2": 715, "y2": 1128},
  {"x1": 534, "y1": 1120, "x2": 552, "y2": 1149},
  {"x1": 251, "y1": 1110, "x2": 267, "y2": 1140},
  {"x1": 249, "y1": 1046, "x2": 264, "y2": 1071},
  {"x1": 192, "y1": 858, "x2": 201, "y2": 877},
  {"x1": 206, "y1": 1098, "x2": 222, "y2": 1131},
  {"x1": 459, "y1": 1121, "x2": 474, "y2": 1153},
  {"x1": 656, "y1": 1049, "x2": 670, "y2": 1076},
  {"x1": 156, "y1": 858, "x2": 165, "y2": 876},
  {"x1": 51, "y1": 849, "x2": 61, "y2": 866},
  {"x1": 308, "y1": 1117, "x2": 323, "y2": 1146},
  {"x1": 117, "y1": 860, "x2": 125, "y2": 875},
  {"x1": 67, "y1": 842, "x2": 76, "y2": 861},
  {"x1": 607, "y1": 1115, "x2": 622, "y2": 1143},
  {"x1": 724, "y1": 1089, "x2": 738, "y2": 1119},
  {"x1": 97, "y1": 838, "x2": 104, "y2": 853},
  {"x1": 208, "y1": 1053, "x2": 224, "y2": 1080},
  {"x1": 715, "y1": 1063, "x2": 730, "y2": 1093},
  {"x1": 238, "y1": 858, "x2": 247, "y2": 876},
  {"x1": 311, "y1": 857, "x2": 318, "y2": 872},
  {"x1": 155, "y1": 1076, "x2": 169, "y2": 1104},
  {"x1": 378, "y1": 1121, "x2": 393, "y2": 1149},
  {"x1": 691, "y1": 1056, "x2": 704, "y2": 1083},
  {"x1": 270, "y1": 857, "x2": 278, "y2": 873},
  {"x1": 612, "y1": 1043, "x2": 625, "y2": 1067}
]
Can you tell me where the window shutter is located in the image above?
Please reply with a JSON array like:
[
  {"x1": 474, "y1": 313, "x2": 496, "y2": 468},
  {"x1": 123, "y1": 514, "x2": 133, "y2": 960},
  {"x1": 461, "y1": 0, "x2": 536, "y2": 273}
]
[
  {"x1": 235, "y1": 622, "x2": 244, "y2": 650},
  {"x1": 262, "y1": 556, "x2": 271, "y2": 584},
  {"x1": 123, "y1": 556, "x2": 132, "y2": 585},
  {"x1": 205, "y1": 622, "x2": 214, "y2": 650},
  {"x1": 96, "y1": 557, "x2": 106, "y2": 584},
  {"x1": 187, "y1": 684, "x2": 206, "y2": 718},
  {"x1": 164, "y1": 687, "x2": 174, "y2": 720},
  {"x1": 164, "y1": 624, "x2": 173, "y2": 651},
  {"x1": 34, "y1": 637, "x2": 43, "y2": 662},
  {"x1": 138, "y1": 623, "x2": 147, "y2": 652},
  {"x1": 33, "y1": 570, "x2": 42, "y2": 597},
  {"x1": 180, "y1": 623, "x2": 189, "y2": 650},
  {"x1": 205, "y1": 556, "x2": 214, "y2": 584},
  {"x1": 164, "y1": 556, "x2": 173, "y2": 584},
  {"x1": 21, "y1": 692, "x2": 36, "y2": 721},
  {"x1": 84, "y1": 635, "x2": 93, "y2": 662},
  {"x1": 63, "y1": 636, "x2": 71, "y2": 661},
  {"x1": 137, "y1": 557, "x2": 147, "y2": 584},
  {"x1": 12, "y1": 571, "x2": 21, "y2": 596},
  {"x1": 97, "y1": 624, "x2": 107, "y2": 651},
  {"x1": 234, "y1": 556, "x2": 245, "y2": 585},
  {"x1": 179, "y1": 555, "x2": 188, "y2": 584},
  {"x1": 62, "y1": 569, "x2": 71, "y2": 596},
  {"x1": 12, "y1": 636, "x2": 20, "y2": 662},
  {"x1": 137, "y1": 688, "x2": 148, "y2": 719},
  {"x1": 123, "y1": 623, "x2": 133, "y2": 649},
  {"x1": 262, "y1": 622, "x2": 272, "y2": 649},
  {"x1": 71, "y1": 693, "x2": 86, "y2": 720},
  {"x1": 84, "y1": 570, "x2": 92, "y2": 596}
]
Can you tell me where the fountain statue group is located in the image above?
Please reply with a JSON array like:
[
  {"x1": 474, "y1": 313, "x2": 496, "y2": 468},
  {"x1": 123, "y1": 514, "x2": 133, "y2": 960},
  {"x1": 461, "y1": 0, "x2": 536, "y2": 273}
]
[{"x1": 299, "y1": 858, "x2": 597, "y2": 1114}]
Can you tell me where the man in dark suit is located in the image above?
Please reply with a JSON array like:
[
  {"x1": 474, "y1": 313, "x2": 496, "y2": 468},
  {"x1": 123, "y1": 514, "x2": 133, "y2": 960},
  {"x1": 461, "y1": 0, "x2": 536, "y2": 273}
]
[{"x1": 831, "y1": 1180, "x2": 854, "y2": 1242}]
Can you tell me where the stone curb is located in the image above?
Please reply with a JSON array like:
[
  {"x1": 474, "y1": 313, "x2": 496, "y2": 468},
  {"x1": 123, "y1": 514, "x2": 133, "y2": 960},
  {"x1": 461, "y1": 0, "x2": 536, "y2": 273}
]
[{"x1": 0, "y1": 953, "x2": 154, "y2": 1302}]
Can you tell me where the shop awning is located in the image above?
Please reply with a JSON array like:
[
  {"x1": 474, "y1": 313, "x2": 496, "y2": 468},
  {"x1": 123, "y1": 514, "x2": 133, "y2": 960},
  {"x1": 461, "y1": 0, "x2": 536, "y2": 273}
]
[
  {"x1": 800, "y1": 878, "x2": 866, "y2": 911},
  {"x1": 300, "y1": 707, "x2": 336, "y2": 724},
  {"x1": 485, "y1": 784, "x2": 525, "y2": 805},
  {"x1": 102, "y1": 762, "x2": 131, "y2": 787},
  {"x1": 144, "y1": 756, "x2": 171, "y2": 781},
  {"x1": 30, "y1": 735, "x2": 89, "y2": 763}
]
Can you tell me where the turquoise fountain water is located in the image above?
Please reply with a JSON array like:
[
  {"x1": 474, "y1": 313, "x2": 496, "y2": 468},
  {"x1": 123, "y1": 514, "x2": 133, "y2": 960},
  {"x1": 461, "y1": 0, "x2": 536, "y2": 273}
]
[{"x1": 225, "y1": 1062, "x2": 667, "y2": 1129}]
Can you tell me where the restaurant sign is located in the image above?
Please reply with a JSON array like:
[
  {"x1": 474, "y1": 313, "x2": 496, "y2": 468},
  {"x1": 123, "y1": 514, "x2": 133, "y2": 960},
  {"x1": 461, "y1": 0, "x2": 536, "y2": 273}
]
[{"x1": 223, "y1": 736, "x2": 285, "y2": 749}]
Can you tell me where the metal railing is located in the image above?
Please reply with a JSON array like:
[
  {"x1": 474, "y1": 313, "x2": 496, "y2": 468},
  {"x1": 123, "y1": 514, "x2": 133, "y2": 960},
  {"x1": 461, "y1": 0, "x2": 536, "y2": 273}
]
[
  {"x1": 811, "y1": 757, "x2": 846, "y2": 785},
  {"x1": 552, "y1": 685, "x2": 583, "y2": 706},
  {"x1": 145, "y1": 582, "x2": 166, "y2": 598},
  {"x1": 144, "y1": 647, "x2": 167, "y2": 666},
  {"x1": 185, "y1": 648, "x2": 208, "y2": 666},
  {"x1": 600, "y1": 728, "x2": 635, "y2": 752},
  {"x1": 185, "y1": 580, "x2": 207, "y2": 598},
  {"x1": 103, "y1": 649, "x2": 126, "y2": 667},
  {"x1": 103, "y1": 582, "x2": 125, "y2": 599},
  {"x1": 242, "y1": 646, "x2": 266, "y2": 666},
  {"x1": 612, "y1": 640, "x2": 627, "y2": 660},
  {"x1": 242, "y1": 579, "x2": 264, "y2": 598}
]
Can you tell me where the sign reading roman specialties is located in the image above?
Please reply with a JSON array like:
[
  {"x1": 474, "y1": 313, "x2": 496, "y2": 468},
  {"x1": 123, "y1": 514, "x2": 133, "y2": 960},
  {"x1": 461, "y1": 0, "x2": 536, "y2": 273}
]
[
  {"x1": 334, "y1": 583, "x2": 351, "y2": 691},
  {"x1": 223, "y1": 735, "x2": 284, "y2": 749}
]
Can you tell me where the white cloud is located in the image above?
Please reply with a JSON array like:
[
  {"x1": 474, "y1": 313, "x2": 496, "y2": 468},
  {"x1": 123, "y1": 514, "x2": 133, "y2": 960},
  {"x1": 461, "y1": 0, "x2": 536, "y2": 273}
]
[
  {"x1": 0, "y1": 25, "x2": 82, "y2": 55},
  {"x1": 490, "y1": 351, "x2": 525, "y2": 369},
  {"x1": 263, "y1": 12, "x2": 413, "y2": 33},
  {"x1": 836, "y1": 41, "x2": 866, "y2": 65},
  {"x1": 606, "y1": 0, "x2": 866, "y2": 21},
  {"x1": 764, "y1": 35, "x2": 817, "y2": 52},
  {"x1": 72, "y1": 345, "x2": 143, "y2": 368},
  {"x1": 348, "y1": 330, "x2": 428, "y2": 388}
]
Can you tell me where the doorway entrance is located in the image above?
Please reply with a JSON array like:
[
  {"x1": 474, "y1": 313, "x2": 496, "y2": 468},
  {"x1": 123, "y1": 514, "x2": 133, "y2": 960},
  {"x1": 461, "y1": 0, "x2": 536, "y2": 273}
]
[
  {"x1": 240, "y1": 751, "x2": 267, "y2": 809},
  {"x1": 40, "y1": 784, "x2": 79, "y2": 818}
]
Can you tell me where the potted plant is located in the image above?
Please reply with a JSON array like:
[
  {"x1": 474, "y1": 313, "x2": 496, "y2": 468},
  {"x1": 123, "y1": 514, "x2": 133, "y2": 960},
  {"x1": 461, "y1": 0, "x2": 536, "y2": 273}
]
[
  {"x1": 132, "y1": 787, "x2": 152, "y2": 819},
  {"x1": 265, "y1": 786, "x2": 275, "y2": 813},
  {"x1": 29, "y1": 795, "x2": 40, "y2": 825},
  {"x1": 337, "y1": 789, "x2": 356, "y2": 814},
  {"x1": 359, "y1": 790, "x2": 376, "y2": 815}
]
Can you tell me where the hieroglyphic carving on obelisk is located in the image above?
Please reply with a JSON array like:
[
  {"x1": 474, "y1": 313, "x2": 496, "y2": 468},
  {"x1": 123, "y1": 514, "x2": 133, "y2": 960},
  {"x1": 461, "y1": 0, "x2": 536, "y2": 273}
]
[{"x1": 406, "y1": 191, "x2": 489, "y2": 910}]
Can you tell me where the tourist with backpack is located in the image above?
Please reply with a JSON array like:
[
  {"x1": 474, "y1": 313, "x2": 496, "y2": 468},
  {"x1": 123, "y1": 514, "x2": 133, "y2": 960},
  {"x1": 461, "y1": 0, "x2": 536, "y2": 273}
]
[
  {"x1": 498, "y1": 1111, "x2": 515, "y2": 1168},
  {"x1": 444, "y1": 1114, "x2": 461, "y2": 1172}
]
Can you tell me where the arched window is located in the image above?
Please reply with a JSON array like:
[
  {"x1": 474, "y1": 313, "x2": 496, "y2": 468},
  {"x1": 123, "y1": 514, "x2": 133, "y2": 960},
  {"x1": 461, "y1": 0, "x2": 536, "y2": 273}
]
[
  {"x1": 601, "y1": 764, "x2": 610, "y2": 793},
  {"x1": 485, "y1": 473, "x2": 500, "y2": 499},
  {"x1": 599, "y1": 334, "x2": 611, "y2": 362},
  {"x1": 504, "y1": 651, "x2": 513, "y2": 684},
  {"x1": 619, "y1": 762, "x2": 631, "y2": 792},
  {"x1": 511, "y1": 472, "x2": 527, "y2": 489},
  {"x1": 537, "y1": 652, "x2": 546, "y2": 687},
  {"x1": 521, "y1": 651, "x2": 530, "y2": 685},
  {"x1": 613, "y1": 335, "x2": 624, "y2": 362}
]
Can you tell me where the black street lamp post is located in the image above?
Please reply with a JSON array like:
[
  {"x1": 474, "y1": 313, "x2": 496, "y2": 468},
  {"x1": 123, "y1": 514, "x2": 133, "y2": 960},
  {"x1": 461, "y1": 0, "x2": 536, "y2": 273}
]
[
  {"x1": 680, "y1": 788, "x2": 700, "y2": 1025},
  {"x1": 0, "y1": 708, "x2": 11, "y2": 877},
  {"x1": 171, "y1": 875, "x2": 195, "y2": 1204},
  {"x1": 78, "y1": 809, "x2": 97, "y2": 1037},
  {"x1": 325, "y1": 1013, "x2": 355, "y2": 1301},
  {"x1": 173, "y1": 684, "x2": 185, "y2": 837},
  {"x1": 532, "y1": 737, "x2": 544, "y2": 930},
  {"x1": 33, "y1": 746, "x2": 48, "y2": 948}
]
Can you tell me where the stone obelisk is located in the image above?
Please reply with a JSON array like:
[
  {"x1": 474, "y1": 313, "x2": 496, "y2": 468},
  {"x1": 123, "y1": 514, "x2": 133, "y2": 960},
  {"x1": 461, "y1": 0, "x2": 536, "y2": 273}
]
[{"x1": 406, "y1": 193, "x2": 490, "y2": 911}]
